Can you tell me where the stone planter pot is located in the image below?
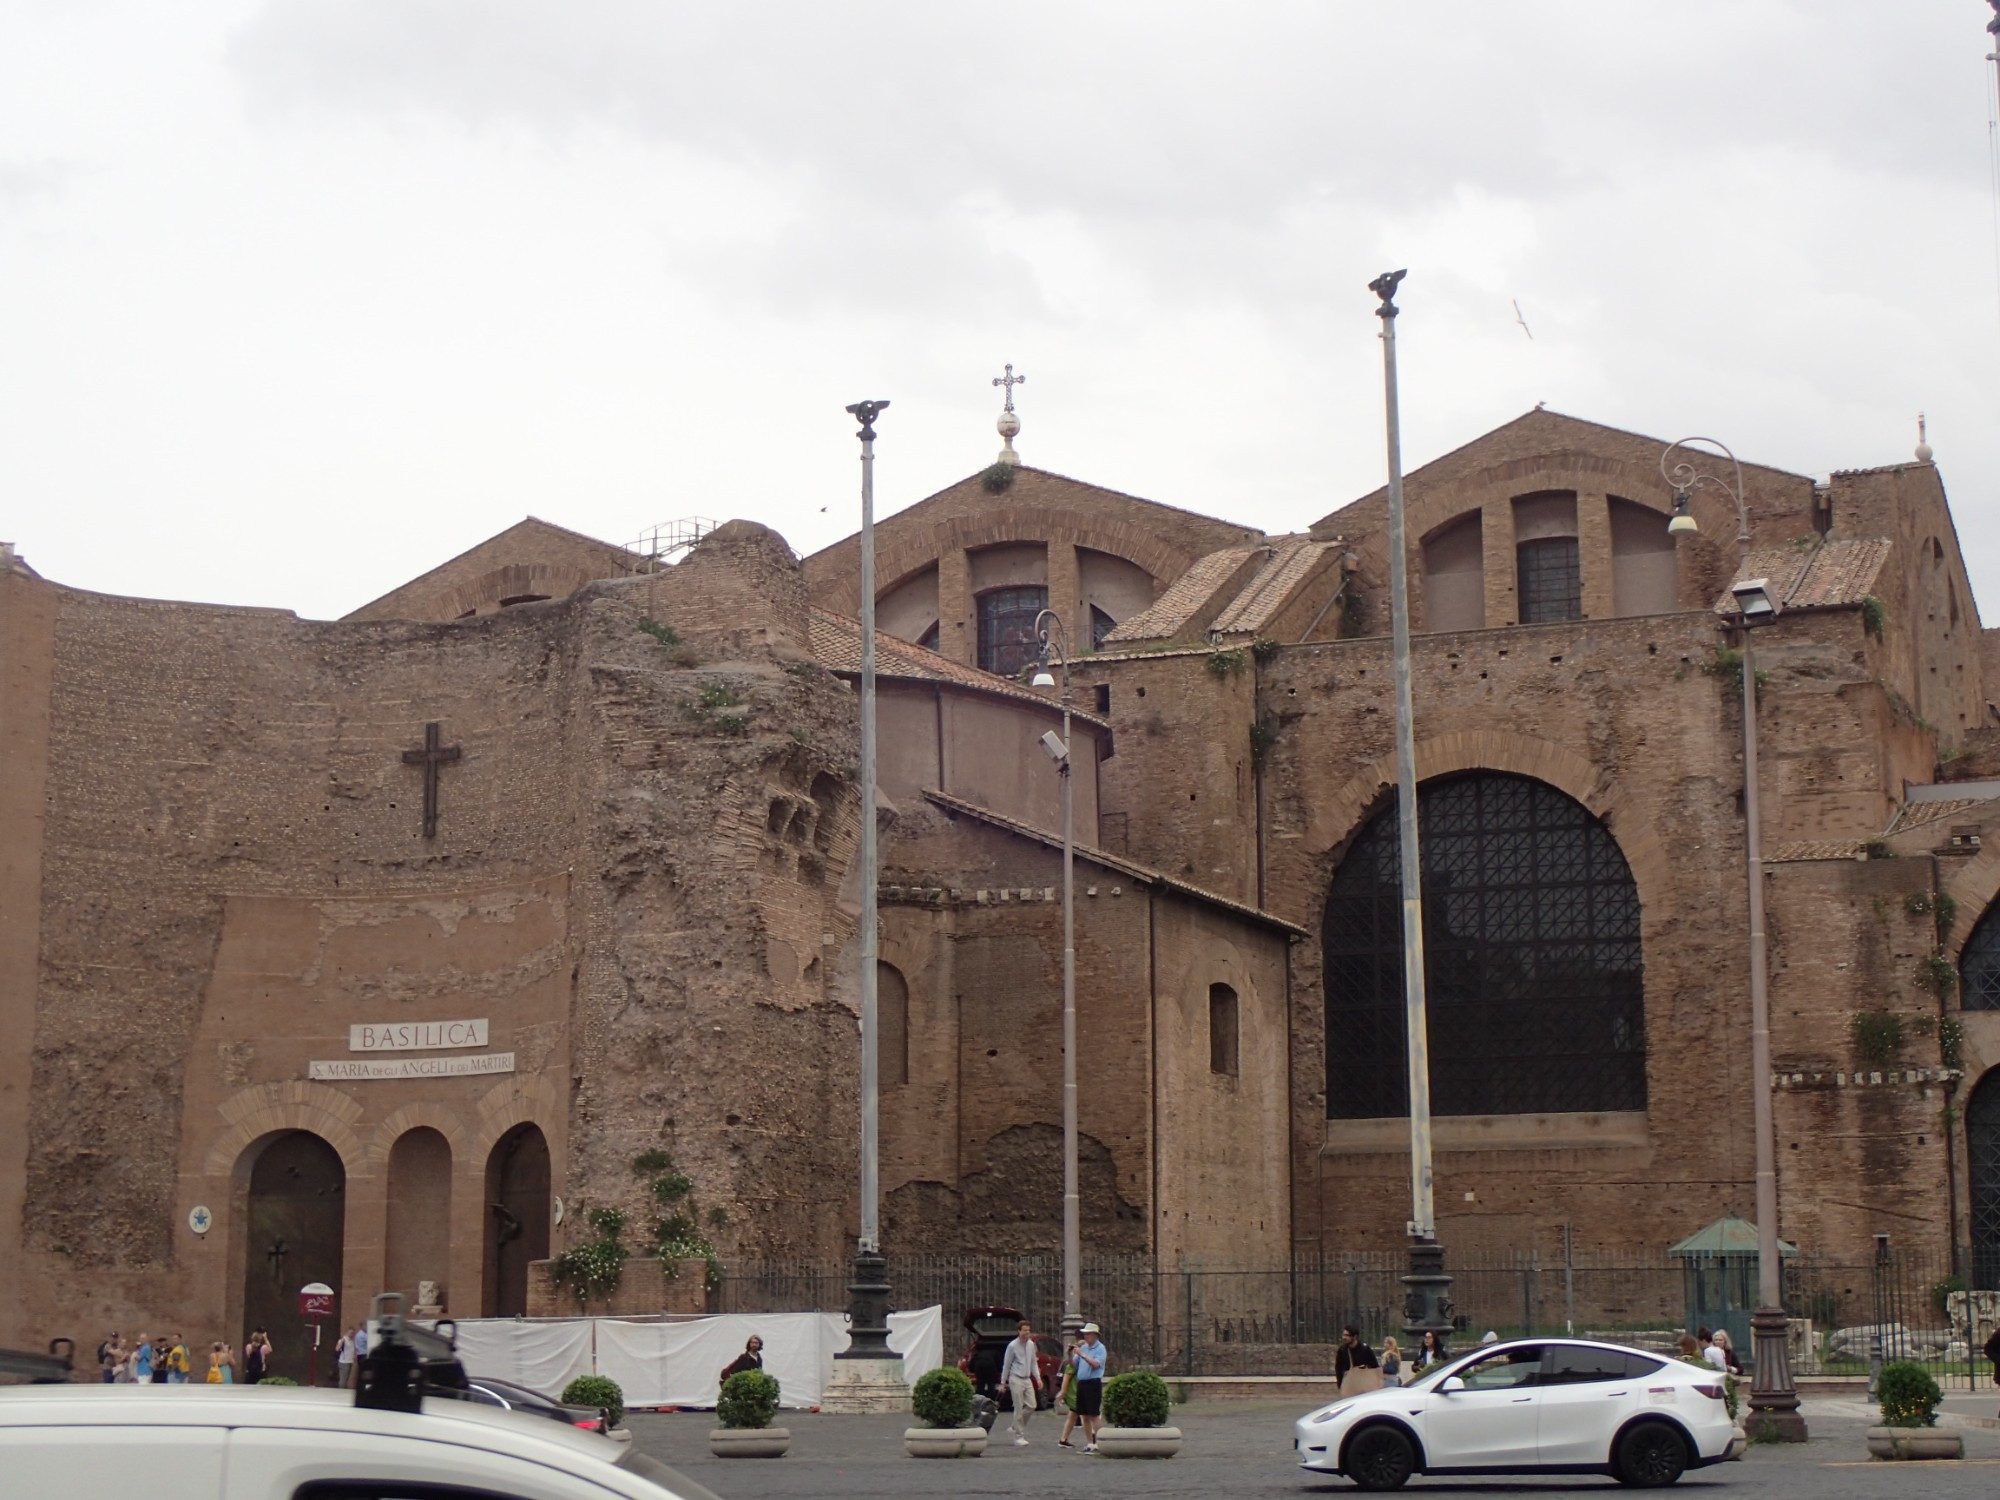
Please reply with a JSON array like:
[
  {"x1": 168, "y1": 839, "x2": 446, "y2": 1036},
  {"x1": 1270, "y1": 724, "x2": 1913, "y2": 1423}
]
[
  {"x1": 1095, "y1": 1425, "x2": 1182, "y2": 1458},
  {"x1": 709, "y1": 1426, "x2": 789, "y2": 1458},
  {"x1": 1866, "y1": 1426, "x2": 1963, "y2": 1461},
  {"x1": 904, "y1": 1425, "x2": 987, "y2": 1458}
]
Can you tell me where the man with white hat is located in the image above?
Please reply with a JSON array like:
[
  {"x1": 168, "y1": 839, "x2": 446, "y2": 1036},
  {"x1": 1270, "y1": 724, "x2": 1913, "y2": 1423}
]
[{"x1": 1073, "y1": 1322, "x2": 1107, "y2": 1452}]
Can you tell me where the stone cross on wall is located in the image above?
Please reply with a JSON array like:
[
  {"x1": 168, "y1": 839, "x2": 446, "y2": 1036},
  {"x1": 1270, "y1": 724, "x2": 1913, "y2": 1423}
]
[{"x1": 401, "y1": 722, "x2": 462, "y2": 839}]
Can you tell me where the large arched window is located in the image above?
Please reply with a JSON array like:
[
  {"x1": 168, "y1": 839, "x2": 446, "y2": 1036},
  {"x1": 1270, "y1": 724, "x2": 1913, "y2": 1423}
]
[
  {"x1": 1323, "y1": 772, "x2": 1646, "y2": 1118},
  {"x1": 1970, "y1": 1071, "x2": 2000, "y2": 1286},
  {"x1": 1960, "y1": 903, "x2": 2000, "y2": 1011}
]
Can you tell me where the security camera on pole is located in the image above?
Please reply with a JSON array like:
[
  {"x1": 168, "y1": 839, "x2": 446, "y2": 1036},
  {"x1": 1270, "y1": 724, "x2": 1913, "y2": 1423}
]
[{"x1": 1370, "y1": 270, "x2": 1453, "y2": 1347}]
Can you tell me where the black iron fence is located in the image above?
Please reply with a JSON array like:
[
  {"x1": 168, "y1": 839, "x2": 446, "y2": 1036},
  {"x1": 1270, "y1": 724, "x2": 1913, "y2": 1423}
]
[{"x1": 712, "y1": 1244, "x2": 2000, "y2": 1385}]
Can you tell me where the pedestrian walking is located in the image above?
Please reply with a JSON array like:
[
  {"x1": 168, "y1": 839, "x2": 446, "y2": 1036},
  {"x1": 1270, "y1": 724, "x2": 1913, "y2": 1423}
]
[
  {"x1": 1000, "y1": 1319, "x2": 1043, "y2": 1445},
  {"x1": 149, "y1": 1336, "x2": 170, "y2": 1384},
  {"x1": 1335, "y1": 1325, "x2": 1381, "y2": 1396},
  {"x1": 1072, "y1": 1322, "x2": 1107, "y2": 1453},
  {"x1": 243, "y1": 1329, "x2": 269, "y2": 1385},
  {"x1": 165, "y1": 1335, "x2": 191, "y2": 1385},
  {"x1": 1415, "y1": 1328, "x2": 1450, "y2": 1372},
  {"x1": 335, "y1": 1328, "x2": 356, "y2": 1388},
  {"x1": 1056, "y1": 1339, "x2": 1081, "y2": 1449},
  {"x1": 97, "y1": 1331, "x2": 120, "y2": 1384},
  {"x1": 1712, "y1": 1328, "x2": 1742, "y2": 1376},
  {"x1": 131, "y1": 1333, "x2": 154, "y2": 1384},
  {"x1": 1380, "y1": 1336, "x2": 1402, "y2": 1388},
  {"x1": 1701, "y1": 1331, "x2": 1728, "y2": 1373},
  {"x1": 719, "y1": 1335, "x2": 764, "y2": 1389}
]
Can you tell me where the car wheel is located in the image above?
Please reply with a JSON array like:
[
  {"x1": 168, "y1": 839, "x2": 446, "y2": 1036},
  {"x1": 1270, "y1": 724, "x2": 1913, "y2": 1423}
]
[
  {"x1": 1344, "y1": 1424, "x2": 1416, "y2": 1492},
  {"x1": 1615, "y1": 1421, "x2": 1688, "y2": 1488}
]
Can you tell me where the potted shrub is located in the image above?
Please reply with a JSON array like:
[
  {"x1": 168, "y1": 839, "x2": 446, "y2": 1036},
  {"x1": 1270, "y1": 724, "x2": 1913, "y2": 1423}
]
[
  {"x1": 710, "y1": 1369, "x2": 787, "y2": 1458},
  {"x1": 1867, "y1": 1361, "x2": 1961, "y2": 1460},
  {"x1": 905, "y1": 1367, "x2": 985, "y2": 1458},
  {"x1": 1095, "y1": 1372, "x2": 1181, "y2": 1458},
  {"x1": 562, "y1": 1375, "x2": 629, "y2": 1443}
]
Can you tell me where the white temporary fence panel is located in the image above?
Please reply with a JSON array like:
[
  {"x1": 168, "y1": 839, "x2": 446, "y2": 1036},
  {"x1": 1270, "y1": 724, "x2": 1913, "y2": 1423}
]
[{"x1": 445, "y1": 1305, "x2": 943, "y2": 1410}]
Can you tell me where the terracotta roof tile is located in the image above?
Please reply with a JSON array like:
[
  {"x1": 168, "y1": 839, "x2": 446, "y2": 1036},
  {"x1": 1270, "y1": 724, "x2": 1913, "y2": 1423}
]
[
  {"x1": 810, "y1": 610, "x2": 1109, "y2": 730},
  {"x1": 1711, "y1": 538, "x2": 1891, "y2": 615},
  {"x1": 1211, "y1": 540, "x2": 1338, "y2": 636},
  {"x1": 1884, "y1": 797, "x2": 1995, "y2": 837},
  {"x1": 921, "y1": 788, "x2": 1306, "y2": 935},
  {"x1": 1763, "y1": 839, "x2": 1868, "y2": 863},
  {"x1": 1103, "y1": 547, "x2": 1260, "y2": 643}
]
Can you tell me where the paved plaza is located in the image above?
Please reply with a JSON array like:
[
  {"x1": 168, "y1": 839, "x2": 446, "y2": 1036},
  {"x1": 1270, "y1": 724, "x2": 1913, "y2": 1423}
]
[{"x1": 630, "y1": 1397, "x2": 2000, "y2": 1500}]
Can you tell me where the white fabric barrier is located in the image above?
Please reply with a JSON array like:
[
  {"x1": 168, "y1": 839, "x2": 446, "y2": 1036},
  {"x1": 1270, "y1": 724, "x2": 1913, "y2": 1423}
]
[{"x1": 446, "y1": 1305, "x2": 943, "y2": 1410}]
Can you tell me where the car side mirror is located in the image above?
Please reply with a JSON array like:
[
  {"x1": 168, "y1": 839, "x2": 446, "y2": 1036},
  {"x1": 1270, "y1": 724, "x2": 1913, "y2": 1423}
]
[{"x1": 1438, "y1": 1376, "x2": 1465, "y2": 1394}]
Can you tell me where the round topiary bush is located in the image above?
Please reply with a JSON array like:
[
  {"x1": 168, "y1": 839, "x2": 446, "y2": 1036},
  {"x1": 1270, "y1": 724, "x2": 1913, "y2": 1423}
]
[
  {"x1": 1101, "y1": 1371, "x2": 1171, "y2": 1428},
  {"x1": 257, "y1": 1375, "x2": 298, "y2": 1386},
  {"x1": 911, "y1": 1366, "x2": 975, "y2": 1428},
  {"x1": 563, "y1": 1374, "x2": 626, "y2": 1430},
  {"x1": 1877, "y1": 1361, "x2": 1942, "y2": 1428},
  {"x1": 718, "y1": 1369, "x2": 781, "y2": 1429}
]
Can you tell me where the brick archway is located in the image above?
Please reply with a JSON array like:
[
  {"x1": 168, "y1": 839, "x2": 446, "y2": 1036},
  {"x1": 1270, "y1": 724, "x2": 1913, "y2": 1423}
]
[
  {"x1": 1304, "y1": 730, "x2": 1669, "y2": 929},
  {"x1": 204, "y1": 1082, "x2": 367, "y2": 1179}
]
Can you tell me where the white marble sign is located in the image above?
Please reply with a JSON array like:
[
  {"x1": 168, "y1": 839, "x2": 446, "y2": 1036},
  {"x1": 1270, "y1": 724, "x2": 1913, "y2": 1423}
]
[
  {"x1": 311, "y1": 1053, "x2": 515, "y2": 1081},
  {"x1": 348, "y1": 1019, "x2": 489, "y2": 1052}
]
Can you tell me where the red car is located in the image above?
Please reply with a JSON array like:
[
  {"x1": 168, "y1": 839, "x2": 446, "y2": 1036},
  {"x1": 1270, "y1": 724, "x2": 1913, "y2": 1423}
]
[{"x1": 956, "y1": 1306, "x2": 1063, "y2": 1410}]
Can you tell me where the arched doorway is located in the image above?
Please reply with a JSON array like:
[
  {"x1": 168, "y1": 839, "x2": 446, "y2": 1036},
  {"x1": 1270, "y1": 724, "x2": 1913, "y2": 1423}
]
[
  {"x1": 1969, "y1": 1071, "x2": 2000, "y2": 1287},
  {"x1": 483, "y1": 1123, "x2": 550, "y2": 1317},
  {"x1": 239, "y1": 1131, "x2": 345, "y2": 1384},
  {"x1": 385, "y1": 1128, "x2": 453, "y2": 1313},
  {"x1": 1322, "y1": 771, "x2": 1647, "y2": 1119}
]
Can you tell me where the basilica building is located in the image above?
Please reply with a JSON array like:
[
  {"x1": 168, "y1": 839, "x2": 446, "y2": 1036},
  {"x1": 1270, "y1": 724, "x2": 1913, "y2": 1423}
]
[{"x1": 2, "y1": 405, "x2": 1995, "y2": 1369}]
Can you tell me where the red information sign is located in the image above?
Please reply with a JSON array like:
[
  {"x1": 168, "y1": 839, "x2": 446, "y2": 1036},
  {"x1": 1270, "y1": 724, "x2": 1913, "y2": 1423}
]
[{"x1": 299, "y1": 1283, "x2": 335, "y2": 1320}]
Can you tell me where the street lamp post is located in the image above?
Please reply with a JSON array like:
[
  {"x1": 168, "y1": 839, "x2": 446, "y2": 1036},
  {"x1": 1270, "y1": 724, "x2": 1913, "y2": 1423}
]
[
  {"x1": 1370, "y1": 271, "x2": 1454, "y2": 1345},
  {"x1": 1661, "y1": 436, "x2": 1806, "y2": 1441},
  {"x1": 1030, "y1": 611, "x2": 1080, "y2": 1340},
  {"x1": 828, "y1": 398, "x2": 901, "y2": 1404}
]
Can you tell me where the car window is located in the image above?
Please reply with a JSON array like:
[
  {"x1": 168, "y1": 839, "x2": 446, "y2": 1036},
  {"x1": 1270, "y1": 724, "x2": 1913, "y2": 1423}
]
[
  {"x1": 1545, "y1": 1345, "x2": 1632, "y2": 1385},
  {"x1": 1622, "y1": 1352, "x2": 1666, "y2": 1378},
  {"x1": 1456, "y1": 1345, "x2": 1546, "y2": 1390}
]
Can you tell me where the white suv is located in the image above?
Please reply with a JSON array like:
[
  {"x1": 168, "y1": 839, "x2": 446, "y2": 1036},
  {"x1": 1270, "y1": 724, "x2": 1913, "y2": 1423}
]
[
  {"x1": 0, "y1": 1384, "x2": 719, "y2": 1500},
  {"x1": 1296, "y1": 1337, "x2": 1741, "y2": 1490}
]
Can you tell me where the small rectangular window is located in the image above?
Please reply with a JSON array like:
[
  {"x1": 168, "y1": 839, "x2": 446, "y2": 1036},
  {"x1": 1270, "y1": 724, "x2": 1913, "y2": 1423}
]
[
  {"x1": 1094, "y1": 683, "x2": 1111, "y2": 715},
  {"x1": 1209, "y1": 983, "x2": 1239, "y2": 1077},
  {"x1": 1516, "y1": 537, "x2": 1582, "y2": 623}
]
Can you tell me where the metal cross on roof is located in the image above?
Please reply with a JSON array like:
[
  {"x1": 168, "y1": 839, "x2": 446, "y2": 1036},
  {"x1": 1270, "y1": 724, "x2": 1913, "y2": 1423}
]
[{"x1": 992, "y1": 363, "x2": 1026, "y2": 413}]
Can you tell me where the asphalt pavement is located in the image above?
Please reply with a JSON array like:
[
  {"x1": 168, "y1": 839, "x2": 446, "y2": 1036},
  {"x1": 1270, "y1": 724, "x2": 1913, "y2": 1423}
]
[{"x1": 628, "y1": 1396, "x2": 2000, "y2": 1500}]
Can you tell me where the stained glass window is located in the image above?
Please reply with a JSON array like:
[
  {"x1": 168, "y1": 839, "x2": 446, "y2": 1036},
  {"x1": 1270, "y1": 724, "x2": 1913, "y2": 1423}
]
[
  {"x1": 978, "y1": 586, "x2": 1047, "y2": 678},
  {"x1": 1323, "y1": 773, "x2": 1647, "y2": 1118}
]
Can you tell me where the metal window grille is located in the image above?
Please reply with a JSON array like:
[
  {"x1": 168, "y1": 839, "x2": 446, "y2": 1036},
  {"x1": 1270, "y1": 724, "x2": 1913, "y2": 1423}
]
[
  {"x1": 1969, "y1": 1072, "x2": 2000, "y2": 1284},
  {"x1": 1323, "y1": 772, "x2": 1647, "y2": 1119},
  {"x1": 978, "y1": 586, "x2": 1048, "y2": 677},
  {"x1": 1960, "y1": 903, "x2": 2000, "y2": 1011},
  {"x1": 1516, "y1": 537, "x2": 1582, "y2": 623}
]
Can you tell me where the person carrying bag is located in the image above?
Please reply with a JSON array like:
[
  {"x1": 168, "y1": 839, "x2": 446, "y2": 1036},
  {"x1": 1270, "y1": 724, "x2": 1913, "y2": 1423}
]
[{"x1": 1335, "y1": 1324, "x2": 1382, "y2": 1397}]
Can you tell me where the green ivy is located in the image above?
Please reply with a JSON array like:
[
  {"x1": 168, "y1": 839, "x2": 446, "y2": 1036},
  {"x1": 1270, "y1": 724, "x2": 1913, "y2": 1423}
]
[
  {"x1": 1849, "y1": 1011, "x2": 1905, "y2": 1065},
  {"x1": 633, "y1": 1150, "x2": 725, "y2": 1287},
  {"x1": 980, "y1": 463, "x2": 1016, "y2": 494},
  {"x1": 1207, "y1": 646, "x2": 1248, "y2": 678},
  {"x1": 1940, "y1": 1016, "x2": 1966, "y2": 1070},
  {"x1": 1251, "y1": 637, "x2": 1281, "y2": 664},
  {"x1": 1861, "y1": 595, "x2": 1887, "y2": 642},
  {"x1": 1920, "y1": 951, "x2": 1958, "y2": 999}
]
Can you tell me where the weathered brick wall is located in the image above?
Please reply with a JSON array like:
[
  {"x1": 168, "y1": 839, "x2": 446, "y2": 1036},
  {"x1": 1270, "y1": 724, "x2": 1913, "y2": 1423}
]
[
  {"x1": 1, "y1": 522, "x2": 865, "y2": 1348},
  {"x1": 344, "y1": 518, "x2": 638, "y2": 623}
]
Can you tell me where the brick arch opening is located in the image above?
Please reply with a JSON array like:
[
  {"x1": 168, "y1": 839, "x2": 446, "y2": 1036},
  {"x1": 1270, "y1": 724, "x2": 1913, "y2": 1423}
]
[
  {"x1": 1968, "y1": 1068, "x2": 2000, "y2": 1284},
  {"x1": 235, "y1": 1130, "x2": 345, "y2": 1383}
]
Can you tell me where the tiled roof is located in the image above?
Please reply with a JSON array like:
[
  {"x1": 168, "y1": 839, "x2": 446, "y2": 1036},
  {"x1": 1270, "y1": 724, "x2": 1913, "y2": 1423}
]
[
  {"x1": 921, "y1": 788, "x2": 1307, "y2": 936},
  {"x1": 1763, "y1": 839, "x2": 1868, "y2": 863},
  {"x1": 1711, "y1": 538, "x2": 1891, "y2": 615},
  {"x1": 1103, "y1": 547, "x2": 1260, "y2": 644},
  {"x1": 1885, "y1": 797, "x2": 1995, "y2": 837},
  {"x1": 1211, "y1": 540, "x2": 1338, "y2": 636},
  {"x1": 809, "y1": 610, "x2": 1110, "y2": 731}
]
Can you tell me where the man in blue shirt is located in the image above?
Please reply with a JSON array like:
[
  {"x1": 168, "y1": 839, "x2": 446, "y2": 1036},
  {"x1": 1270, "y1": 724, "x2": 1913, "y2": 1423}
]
[{"x1": 1073, "y1": 1322, "x2": 1107, "y2": 1452}]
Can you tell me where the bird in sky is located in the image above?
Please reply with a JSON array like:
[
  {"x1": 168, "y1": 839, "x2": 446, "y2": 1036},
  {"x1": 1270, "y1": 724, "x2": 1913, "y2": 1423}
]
[{"x1": 1513, "y1": 299, "x2": 1534, "y2": 340}]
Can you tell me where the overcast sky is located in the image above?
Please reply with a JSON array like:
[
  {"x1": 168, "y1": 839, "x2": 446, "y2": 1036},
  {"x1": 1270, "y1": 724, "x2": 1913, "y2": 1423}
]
[{"x1": 6, "y1": 1, "x2": 2000, "y2": 620}]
